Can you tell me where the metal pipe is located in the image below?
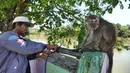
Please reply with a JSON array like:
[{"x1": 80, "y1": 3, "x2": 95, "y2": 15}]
[{"x1": 56, "y1": 47, "x2": 82, "y2": 58}]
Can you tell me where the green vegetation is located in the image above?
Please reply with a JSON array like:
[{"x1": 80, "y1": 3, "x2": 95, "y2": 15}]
[{"x1": 0, "y1": 0, "x2": 130, "y2": 50}]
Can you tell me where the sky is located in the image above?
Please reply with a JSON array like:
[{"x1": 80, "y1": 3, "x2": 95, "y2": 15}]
[{"x1": 103, "y1": 1, "x2": 130, "y2": 25}]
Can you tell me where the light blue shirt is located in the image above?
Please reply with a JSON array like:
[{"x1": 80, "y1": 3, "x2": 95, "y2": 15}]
[{"x1": 0, "y1": 31, "x2": 45, "y2": 73}]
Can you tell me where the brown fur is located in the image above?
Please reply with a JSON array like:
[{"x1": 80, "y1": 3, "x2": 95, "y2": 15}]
[{"x1": 80, "y1": 15, "x2": 116, "y2": 73}]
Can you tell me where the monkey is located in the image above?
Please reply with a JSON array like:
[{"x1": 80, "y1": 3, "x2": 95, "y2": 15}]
[{"x1": 79, "y1": 15, "x2": 116, "y2": 73}]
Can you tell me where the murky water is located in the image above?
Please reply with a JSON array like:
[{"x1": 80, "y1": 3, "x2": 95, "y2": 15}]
[{"x1": 113, "y1": 50, "x2": 130, "y2": 73}]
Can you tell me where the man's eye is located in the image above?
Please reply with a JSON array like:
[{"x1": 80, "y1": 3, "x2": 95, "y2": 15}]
[{"x1": 24, "y1": 24, "x2": 28, "y2": 27}]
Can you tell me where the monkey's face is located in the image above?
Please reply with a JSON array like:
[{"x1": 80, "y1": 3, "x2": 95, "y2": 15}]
[{"x1": 86, "y1": 15, "x2": 100, "y2": 30}]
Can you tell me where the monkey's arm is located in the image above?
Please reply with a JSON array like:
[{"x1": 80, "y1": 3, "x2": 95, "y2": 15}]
[{"x1": 73, "y1": 30, "x2": 91, "y2": 52}]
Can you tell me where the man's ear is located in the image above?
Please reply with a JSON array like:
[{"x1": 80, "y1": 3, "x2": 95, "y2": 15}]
[
  {"x1": 15, "y1": 23, "x2": 22, "y2": 28},
  {"x1": 15, "y1": 23, "x2": 19, "y2": 27}
]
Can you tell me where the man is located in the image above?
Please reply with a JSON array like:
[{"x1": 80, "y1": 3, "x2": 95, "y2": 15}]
[{"x1": 0, "y1": 16, "x2": 57, "y2": 73}]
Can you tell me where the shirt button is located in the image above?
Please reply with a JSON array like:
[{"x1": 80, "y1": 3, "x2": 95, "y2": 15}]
[{"x1": 14, "y1": 67, "x2": 17, "y2": 69}]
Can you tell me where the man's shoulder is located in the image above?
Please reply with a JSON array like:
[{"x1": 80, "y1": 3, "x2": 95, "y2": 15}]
[
  {"x1": 0, "y1": 31, "x2": 19, "y2": 40},
  {"x1": 1, "y1": 31, "x2": 13, "y2": 37}
]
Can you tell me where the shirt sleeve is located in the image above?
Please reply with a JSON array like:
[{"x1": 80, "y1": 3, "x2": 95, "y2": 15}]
[
  {"x1": 2, "y1": 35, "x2": 47, "y2": 55},
  {"x1": 27, "y1": 53, "x2": 37, "y2": 60}
]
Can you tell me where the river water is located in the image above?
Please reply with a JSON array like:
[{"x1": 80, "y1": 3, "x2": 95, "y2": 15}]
[{"x1": 113, "y1": 49, "x2": 130, "y2": 73}]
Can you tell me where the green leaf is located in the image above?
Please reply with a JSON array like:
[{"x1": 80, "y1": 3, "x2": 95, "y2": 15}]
[
  {"x1": 108, "y1": 8, "x2": 113, "y2": 13},
  {"x1": 77, "y1": 25, "x2": 86, "y2": 44}
]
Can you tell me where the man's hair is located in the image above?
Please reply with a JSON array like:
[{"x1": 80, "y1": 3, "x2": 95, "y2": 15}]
[{"x1": 12, "y1": 22, "x2": 25, "y2": 29}]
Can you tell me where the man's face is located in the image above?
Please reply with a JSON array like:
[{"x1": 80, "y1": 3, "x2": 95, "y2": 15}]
[{"x1": 18, "y1": 23, "x2": 28, "y2": 37}]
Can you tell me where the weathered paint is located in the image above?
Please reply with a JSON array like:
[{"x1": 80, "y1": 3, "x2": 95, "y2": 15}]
[
  {"x1": 30, "y1": 58, "x2": 70, "y2": 73},
  {"x1": 47, "y1": 62, "x2": 70, "y2": 73}
]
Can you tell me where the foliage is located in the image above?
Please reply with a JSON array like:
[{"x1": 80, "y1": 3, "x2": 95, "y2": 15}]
[
  {"x1": 0, "y1": 0, "x2": 17, "y2": 31},
  {"x1": 0, "y1": 0, "x2": 128, "y2": 31},
  {"x1": 0, "y1": 0, "x2": 130, "y2": 50},
  {"x1": 45, "y1": 25, "x2": 80, "y2": 48},
  {"x1": 115, "y1": 24, "x2": 130, "y2": 51}
]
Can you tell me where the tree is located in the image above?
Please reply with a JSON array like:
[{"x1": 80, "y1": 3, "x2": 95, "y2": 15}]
[
  {"x1": 115, "y1": 24, "x2": 130, "y2": 51},
  {"x1": 0, "y1": 0, "x2": 129, "y2": 50},
  {"x1": 0, "y1": 0, "x2": 127, "y2": 31}
]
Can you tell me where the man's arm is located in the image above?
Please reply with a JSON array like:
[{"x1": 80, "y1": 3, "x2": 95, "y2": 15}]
[{"x1": 2, "y1": 35, "x2": 46, "y2": 55}]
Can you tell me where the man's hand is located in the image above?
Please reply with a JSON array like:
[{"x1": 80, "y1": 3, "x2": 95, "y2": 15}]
[
  {"x1": 36, "y1": 49, "x2": 54, "y2": 57},
  {"x1": 36, "y1": 52, "x2": 51, "y2": 57},
  {"x1": 36, "y1": 45, "x2": 58, "y2": 58},
  {"x1": 46, "y1": 45, "x2": 57, "y2": 53}
]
